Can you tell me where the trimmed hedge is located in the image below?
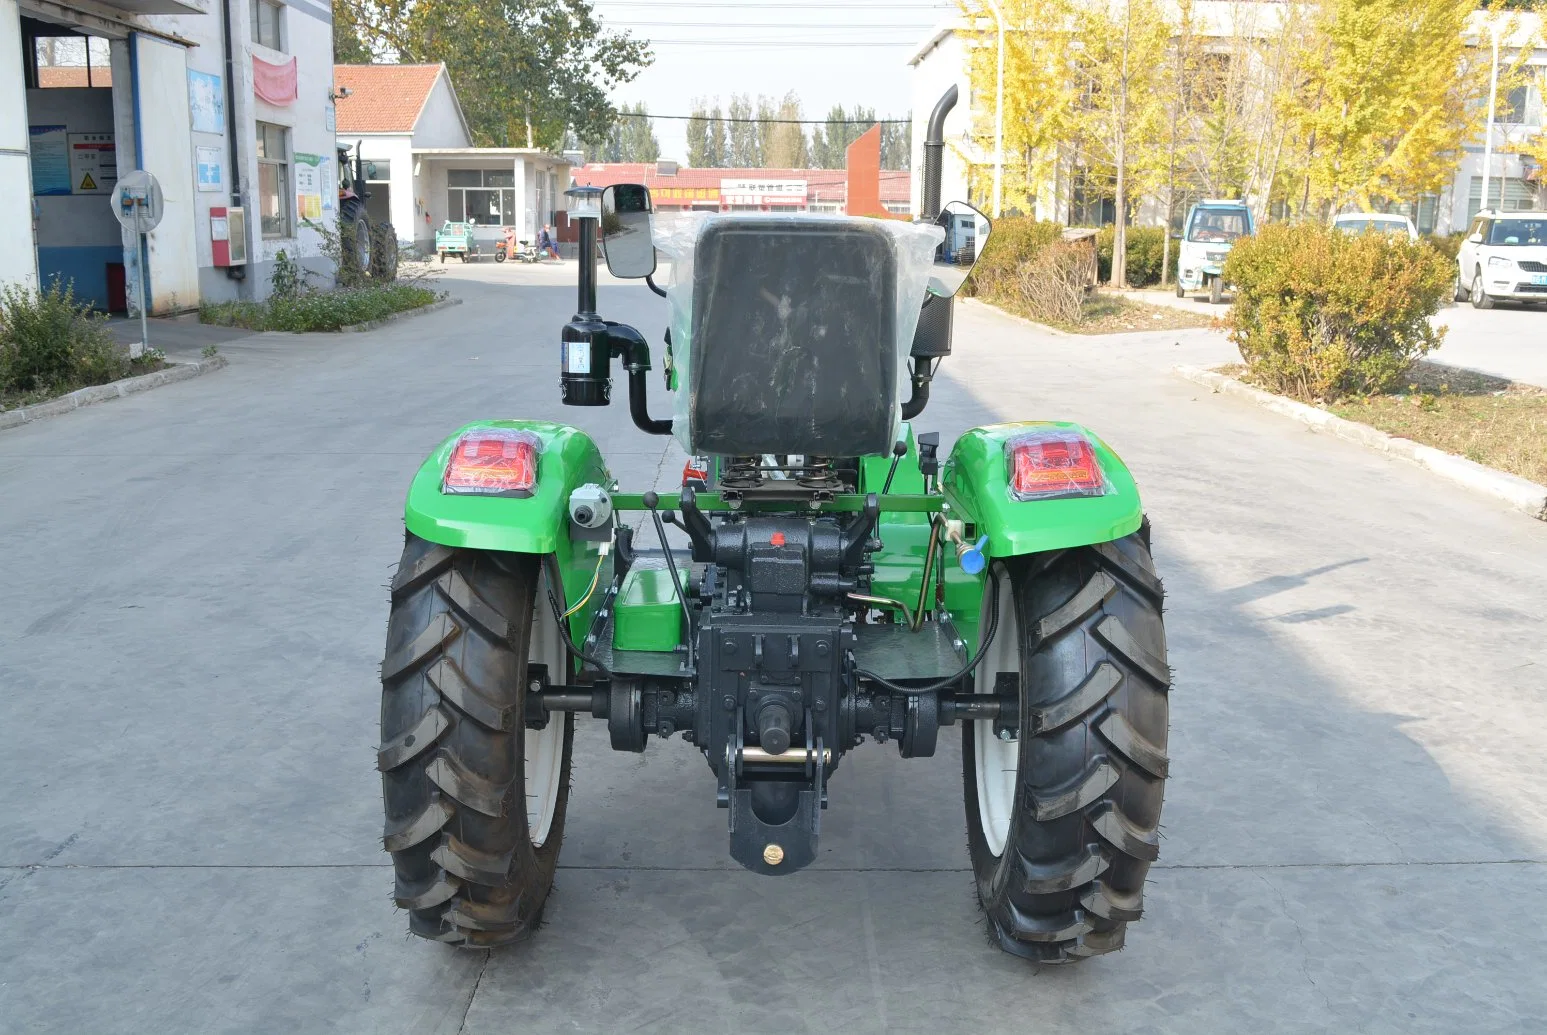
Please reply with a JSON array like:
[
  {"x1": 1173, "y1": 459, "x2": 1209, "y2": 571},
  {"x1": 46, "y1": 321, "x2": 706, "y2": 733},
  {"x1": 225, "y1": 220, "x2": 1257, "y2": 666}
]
[
  {"x1": 1095, "y1": 226, "x2": 1169, "y2": 287},
  {"x1": 1223, "y1": 222, "x2": 1452, "y2": 401}
]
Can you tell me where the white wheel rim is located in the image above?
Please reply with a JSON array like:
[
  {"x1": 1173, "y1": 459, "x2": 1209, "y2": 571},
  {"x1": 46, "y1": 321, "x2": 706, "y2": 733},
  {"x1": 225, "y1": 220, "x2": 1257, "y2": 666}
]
[
  {"x1": 974, "y1": 568, "x2": 1020, "y2": 858},
  {"x1": 525, "y1": 571, "x2": 566, "y2": 848}
]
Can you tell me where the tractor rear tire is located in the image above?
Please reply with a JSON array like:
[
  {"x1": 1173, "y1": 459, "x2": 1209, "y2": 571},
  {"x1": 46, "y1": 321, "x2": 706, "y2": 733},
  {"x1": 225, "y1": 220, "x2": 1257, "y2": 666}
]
[
  {"x1": 379, "y1": 534, "x2": 573, "y2": 947},
  {"x1": 370, "y1": 223, "x2": 399, "y2": 281},
  {"x1": 340, "y1": 207, "x2": 372, "y2": 283},
  {"x1": 963, "y1": 528, "x2": 1170, "y2": 963}
]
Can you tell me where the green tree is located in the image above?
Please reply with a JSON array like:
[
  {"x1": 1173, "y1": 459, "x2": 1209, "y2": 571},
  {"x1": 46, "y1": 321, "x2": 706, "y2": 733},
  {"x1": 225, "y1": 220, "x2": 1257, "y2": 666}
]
[
  {"x1": 727, "y1": 94, "x2": 760, "y2": 166},
  {"x1": 348, "y1": 0, "x2": 651, "y2": 149},
  {"x1": 332, "y1": 0, "x2": 374, "y2": 62},
  {"x1": 880, "y1": 118, "x2": 912, "y2": 170},
  {"x1": 708, "y1": 103, "x2": 729, "y2": 167},
  {"x1": 762, "y1": 92, "x2": 809, "y2": 168},
  {"x1": 616, "y1": 102, "x2": 659, "y2": 162},
  {"x1": 686, "y1": 98, "x2": 712, "y2": 167}
]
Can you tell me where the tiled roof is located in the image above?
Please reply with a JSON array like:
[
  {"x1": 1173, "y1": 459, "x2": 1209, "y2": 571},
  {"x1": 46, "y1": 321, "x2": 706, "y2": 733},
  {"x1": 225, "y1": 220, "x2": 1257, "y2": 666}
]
[
  {"x1": 333, "y1": 64, "x2": 444, "y2": 133},
  {"x1": 572, "y1": 163, "x2": 911, "y2": 203}
]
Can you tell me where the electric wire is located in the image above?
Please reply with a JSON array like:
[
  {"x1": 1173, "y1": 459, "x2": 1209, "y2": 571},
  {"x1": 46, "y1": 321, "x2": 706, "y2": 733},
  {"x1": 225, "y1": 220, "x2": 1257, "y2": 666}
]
[
  {"x1": 856, "y1": 567, "x2": 1002, "y2": 696},
  {"x1": 543, "y1": 553, "x2": 614, "y2": 677},
  {"x1": 562, "y1": 544, "x2": 610, "y2": 620}
]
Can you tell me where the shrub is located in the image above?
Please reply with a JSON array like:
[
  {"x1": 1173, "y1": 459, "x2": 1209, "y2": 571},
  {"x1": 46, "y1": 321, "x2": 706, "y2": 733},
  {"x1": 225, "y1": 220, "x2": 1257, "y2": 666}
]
[
  {"x1": 1223, "y1": 222, "x2": 1452, "y2": 401},
  {"x1": 965, "y1": 217, "x2": 1064, "y2": 300},
  {"x1": 0, "y1": 281, "x2": 129, "y2": 397},
  {"x1": 1095, "y1": 226, "x2": 1169, "y2": 287},
  {"x1": 1425, "y1": 232, "x2": 1466, "y2": 264},
  {"x1": 200, "y1": 282, "x2": 440, "y2": 332},
  {"x1": 1014, "y1": 239, "x2": 1092, "y2": 326},
  {"x1": 270, "y1": 249, "x2": 306, "y2": 299}
]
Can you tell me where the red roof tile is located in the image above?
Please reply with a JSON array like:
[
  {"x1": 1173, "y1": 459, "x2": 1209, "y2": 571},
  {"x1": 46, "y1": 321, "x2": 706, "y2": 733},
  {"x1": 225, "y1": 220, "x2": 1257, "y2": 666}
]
[{"x1": 333, "y1": 64, "x2": 445, "y2": 134}]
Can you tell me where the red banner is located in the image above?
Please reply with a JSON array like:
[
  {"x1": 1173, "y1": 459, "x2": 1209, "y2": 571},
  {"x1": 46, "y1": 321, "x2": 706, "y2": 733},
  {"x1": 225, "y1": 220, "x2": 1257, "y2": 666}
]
[{"x1": 252, "y1": 55, "x2": 297, "y2": 105}]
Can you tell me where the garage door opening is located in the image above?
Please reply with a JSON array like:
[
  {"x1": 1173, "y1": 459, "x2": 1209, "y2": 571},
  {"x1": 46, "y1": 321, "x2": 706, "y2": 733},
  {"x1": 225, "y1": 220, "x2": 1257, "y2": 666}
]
[{"x1": 22, "y1": 19, "x2": 126, "y2": 312}]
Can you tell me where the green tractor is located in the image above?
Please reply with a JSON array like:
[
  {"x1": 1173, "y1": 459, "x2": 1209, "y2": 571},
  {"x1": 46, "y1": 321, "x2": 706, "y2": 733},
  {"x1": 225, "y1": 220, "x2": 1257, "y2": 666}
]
[{"x1": 378, "y1": 88, "x2": 1170, "y2": 963}]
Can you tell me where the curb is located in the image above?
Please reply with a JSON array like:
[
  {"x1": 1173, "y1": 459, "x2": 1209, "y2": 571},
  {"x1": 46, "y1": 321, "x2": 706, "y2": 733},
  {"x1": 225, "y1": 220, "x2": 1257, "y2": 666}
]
[
  {"x1": 959, "y1": 297, "x2": 1071, "y2": 336},
  {"x1": 0, "y1": 355, "x2": 229, "y2": 432},
  {"x1": 1176, "y1": 365, "x2": 1547, "y2": 523},
  {"x1": 338, "y1": 295, "x2": 461, "y2": 333}
]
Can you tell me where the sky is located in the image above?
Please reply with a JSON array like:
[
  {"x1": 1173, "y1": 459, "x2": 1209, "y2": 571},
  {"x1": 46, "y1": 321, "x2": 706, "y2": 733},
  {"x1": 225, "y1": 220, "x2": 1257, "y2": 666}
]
[{"x1": 592, "y1": 0, "x2": 958, "y2": 165}]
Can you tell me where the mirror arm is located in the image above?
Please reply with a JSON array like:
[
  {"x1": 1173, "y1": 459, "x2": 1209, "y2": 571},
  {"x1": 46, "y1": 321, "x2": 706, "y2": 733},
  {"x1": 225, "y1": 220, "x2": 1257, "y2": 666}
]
[
  {"x1": 604, "y1": 323, "x2": 673, "y2": 437},
  {"x1": 644, "y1": 273, "x2": 668, "y2": 298},
  {"x1": 901, "y1": 358, "x2": 934, "y2": 421}
]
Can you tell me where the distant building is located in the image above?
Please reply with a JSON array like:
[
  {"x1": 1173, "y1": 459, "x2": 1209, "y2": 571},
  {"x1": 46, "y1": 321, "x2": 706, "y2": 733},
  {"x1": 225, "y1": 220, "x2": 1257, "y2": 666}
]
[
  {"x1": 4, "y1": 0, "x2": 337, "y2": 311},
  {"x1": 909, "y1": 8, "x2": 1546, "y2": 234},
  {"x1": 571, "y1": 161, "x2": 912, "y2": 217},
  {"x1": 334, "y1": 64, "x2": 570, "y2": 255}
]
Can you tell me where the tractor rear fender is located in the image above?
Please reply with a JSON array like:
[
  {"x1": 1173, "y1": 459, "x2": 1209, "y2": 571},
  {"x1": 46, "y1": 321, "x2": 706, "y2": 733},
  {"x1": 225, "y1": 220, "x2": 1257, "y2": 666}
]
[
  {"x1": 941, "y1": 421, "x2": 1143, "y2": 557},
  {"x1": 404, "y1": 420, "x2": 611, "y2": 635}
]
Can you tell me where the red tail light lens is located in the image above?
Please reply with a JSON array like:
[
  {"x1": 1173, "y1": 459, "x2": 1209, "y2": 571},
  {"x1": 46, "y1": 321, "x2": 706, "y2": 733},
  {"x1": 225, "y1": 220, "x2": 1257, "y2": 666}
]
[
  {"x1": 1006, "y1": 431, "x2": 1106, "y2": 501},
  {"x1": 442, "y1": 429, "x2": 541, "y2": 497}
]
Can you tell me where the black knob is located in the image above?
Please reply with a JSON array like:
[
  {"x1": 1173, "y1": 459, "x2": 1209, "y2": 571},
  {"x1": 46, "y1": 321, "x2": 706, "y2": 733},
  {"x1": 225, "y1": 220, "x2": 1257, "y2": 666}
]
[
  {"x1": 757, "y1": 700, "x2": 793, "y2": 756},
  {"x1": 643, "y1": 490, "x2": 660, "y2": 509}
]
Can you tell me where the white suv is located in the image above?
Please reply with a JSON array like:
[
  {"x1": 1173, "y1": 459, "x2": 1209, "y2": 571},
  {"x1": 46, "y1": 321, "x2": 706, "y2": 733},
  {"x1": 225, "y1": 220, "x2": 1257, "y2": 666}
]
[{"x1": 1457, "y1": 210, "x2": 1547, "y2": 309}]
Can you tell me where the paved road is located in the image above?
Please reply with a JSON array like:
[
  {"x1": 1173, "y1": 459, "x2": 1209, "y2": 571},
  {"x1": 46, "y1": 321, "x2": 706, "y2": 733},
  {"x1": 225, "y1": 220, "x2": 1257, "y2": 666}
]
[
  {"x1": 1122, "y1": 286, "x2": 1547, "y2": 387},
  {"x1": 3, "y1": 260, "x2": 1546, "y2": 1033}
]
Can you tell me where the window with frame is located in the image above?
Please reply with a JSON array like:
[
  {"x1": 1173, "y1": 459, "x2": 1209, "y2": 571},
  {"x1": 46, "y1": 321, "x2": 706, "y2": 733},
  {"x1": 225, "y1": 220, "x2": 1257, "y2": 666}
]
[
  {"x1": 30, "y1": 35, "x2": 112, "y2": 88},
  {"x1": 252, "y1": 0, "x2": 284, "y2": 50},
  {"x1": 256, "y1": 122, "x2": 291, "y2": 238},
  {"x1": 446, "y1": 170, "x2": 516, "y2": 225}
]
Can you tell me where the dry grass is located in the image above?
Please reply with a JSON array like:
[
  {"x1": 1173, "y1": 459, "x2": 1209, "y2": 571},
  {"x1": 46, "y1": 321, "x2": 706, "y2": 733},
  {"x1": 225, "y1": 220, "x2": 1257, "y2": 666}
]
[
  {"x1": 1224, "y1": 360, "x2": 1547, "y2": 484},
  {"x1": 1051, "y1": 293, "x2": 1217, "y2": 335}
]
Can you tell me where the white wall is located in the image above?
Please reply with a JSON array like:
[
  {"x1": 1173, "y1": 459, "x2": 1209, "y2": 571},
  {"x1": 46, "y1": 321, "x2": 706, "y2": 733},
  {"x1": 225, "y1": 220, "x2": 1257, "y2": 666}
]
[
  {"x1": 909, "y1": 31, "x2": 971, "y2": 217},
  {"x1": 349, "y1": 134, "x2": 415, "y2": 244},
  {"x1": 0, "y1": 0, "x2": 37, "y2": 289},
  {"x1": 412, "y1": 75, "x2": 470, "y2": 149}
]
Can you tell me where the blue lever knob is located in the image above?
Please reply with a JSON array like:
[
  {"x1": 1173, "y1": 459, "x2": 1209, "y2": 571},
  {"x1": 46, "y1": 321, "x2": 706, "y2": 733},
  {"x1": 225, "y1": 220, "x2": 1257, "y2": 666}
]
[{"x1": 958, "y1": 535, "x2": 989, "y2": 575}]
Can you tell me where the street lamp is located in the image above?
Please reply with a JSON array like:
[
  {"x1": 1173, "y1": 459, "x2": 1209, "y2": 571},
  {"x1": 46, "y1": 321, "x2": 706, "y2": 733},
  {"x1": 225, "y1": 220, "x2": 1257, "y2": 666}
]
[
  {"x1": 1481, "y1": 19, "x2": 1502, "y2": 219},
  {"x1": 983, "y1": 0, "x2": 1006, "y2": 218}
]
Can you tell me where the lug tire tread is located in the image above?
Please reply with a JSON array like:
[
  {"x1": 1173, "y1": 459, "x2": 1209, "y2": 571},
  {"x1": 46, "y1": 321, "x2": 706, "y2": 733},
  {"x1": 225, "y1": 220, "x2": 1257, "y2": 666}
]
[
  {"x1": 964, "y1": 530, "x2": 1170, "y2": 964},
  {"x1": 380, "y1": 533, "x2": 572, "y2": 947}
]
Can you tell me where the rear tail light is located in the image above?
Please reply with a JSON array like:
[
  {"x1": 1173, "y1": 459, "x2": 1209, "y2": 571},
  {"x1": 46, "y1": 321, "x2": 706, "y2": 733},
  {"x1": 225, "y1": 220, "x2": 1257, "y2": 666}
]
[
  {"x1": 442, "y1": 429, "x2": 541, "y2": 497},
  {"x1": 1006, "y1": 430, "x2": 1107, "y2": 501}
]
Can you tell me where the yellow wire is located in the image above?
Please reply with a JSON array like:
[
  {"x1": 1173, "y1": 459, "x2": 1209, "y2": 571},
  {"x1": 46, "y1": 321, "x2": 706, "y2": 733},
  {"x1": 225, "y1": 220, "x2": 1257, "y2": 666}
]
[{"x1": 562, "y1": 545, "x2": 610, "y2": 620}]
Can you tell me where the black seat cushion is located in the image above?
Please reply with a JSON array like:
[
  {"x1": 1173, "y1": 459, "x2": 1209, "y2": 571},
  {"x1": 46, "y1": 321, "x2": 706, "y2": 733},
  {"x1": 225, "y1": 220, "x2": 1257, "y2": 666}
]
[{"x1": 688, "y1": 218, "x2": 898, "y2": 457}]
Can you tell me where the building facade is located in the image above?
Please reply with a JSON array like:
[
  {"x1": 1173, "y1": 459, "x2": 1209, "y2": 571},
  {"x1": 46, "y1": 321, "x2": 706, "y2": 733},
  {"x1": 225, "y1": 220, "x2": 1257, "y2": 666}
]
[
  {"x1": 334, "y1": 63, "x2": 571, "y2": 256},
  {"x1": 4, "y1": 0, "x2": 338, "y2": 313},
  {"x1": 909, "y1": 8, "x2": 1546, "y2": 235}
]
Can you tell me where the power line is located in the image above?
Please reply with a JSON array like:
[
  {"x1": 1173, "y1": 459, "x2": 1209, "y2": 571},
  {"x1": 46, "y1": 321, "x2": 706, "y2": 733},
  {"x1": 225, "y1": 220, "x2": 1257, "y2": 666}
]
[{"x1": 614, "y1": 112, "x2": 911, "y2": 124}]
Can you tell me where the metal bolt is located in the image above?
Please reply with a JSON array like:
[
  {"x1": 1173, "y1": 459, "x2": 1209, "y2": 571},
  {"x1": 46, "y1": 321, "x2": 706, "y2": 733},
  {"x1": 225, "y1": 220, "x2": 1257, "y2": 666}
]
[
  {"x1": 722, "y1": 638, "x2": 737, "y2": 655},
  {"x1": 814, "y1": 697, "x2": 826, "y2": 712},
  {"x1": 722, "y1": 695, "x2": 735, "y2": 710},
  {"x1": 528, "y1": 680, "x2": 541, "y2": 692},
  {"x1": 659, "y1": 720, "x2": 675, "y2": 737},
  {"x1": 763, "y1": 843, "x2": 785, "y2": 866},
  {"x1": 997, "y1": 729, "x2": 1015, "y2": 742},
  {"x1": 658, "y1": 691, "x2": 674, "y2": 708},
  {"x1": 952, "y1": 639, "x2": 965, "y2": 652},
  {"x1": 748, "y1": 688, "x2": 760, "y2": 698},
  {"x1": 815, "y1": 641, "x2": 830, "y2": 658}
]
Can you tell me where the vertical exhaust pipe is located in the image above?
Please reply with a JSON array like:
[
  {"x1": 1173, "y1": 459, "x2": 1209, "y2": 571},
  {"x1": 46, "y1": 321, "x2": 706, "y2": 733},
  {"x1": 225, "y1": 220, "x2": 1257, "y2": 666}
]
[{"x1": 920, "y1": 85, "x2": 957, "y2": 221}]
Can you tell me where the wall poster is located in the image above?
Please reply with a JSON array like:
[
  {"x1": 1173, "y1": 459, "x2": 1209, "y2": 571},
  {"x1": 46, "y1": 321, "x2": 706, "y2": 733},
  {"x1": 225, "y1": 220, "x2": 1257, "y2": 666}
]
[
  {"x1": 196, "y1": 145, "x2": 223, "y2": 192},
  {"x1": 68, "y1": 133, "x2": 116, "y2": 194},
  {"x1": 29, "y1": 125, "x2": 70, "y2": 195},
  {"x1": 294, "y1": 152, "x2": 323, "y2": 221}
]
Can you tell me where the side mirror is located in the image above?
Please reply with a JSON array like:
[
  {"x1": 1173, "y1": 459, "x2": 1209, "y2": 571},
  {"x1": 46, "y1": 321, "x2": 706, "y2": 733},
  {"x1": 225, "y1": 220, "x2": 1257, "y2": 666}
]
[
  {"x1": 601, "y1": 184, "x2": 657, "y2": 279},
  {"x1": 928, "y1": 200, "x2": 992, "y2": 298},
  {"x1": 1468, "y1": 233, "x2": 1483, "y2": 244}
]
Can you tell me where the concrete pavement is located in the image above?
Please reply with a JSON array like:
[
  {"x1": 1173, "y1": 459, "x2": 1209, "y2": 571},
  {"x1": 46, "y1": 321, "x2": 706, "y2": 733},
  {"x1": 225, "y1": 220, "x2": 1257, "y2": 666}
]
[
  {"x1": 1119, "y1": 285, "x2": 1547, "y2": 388},
  {"x1": 2, "y1": 260, "x2": 1546, "y2": 1033}
]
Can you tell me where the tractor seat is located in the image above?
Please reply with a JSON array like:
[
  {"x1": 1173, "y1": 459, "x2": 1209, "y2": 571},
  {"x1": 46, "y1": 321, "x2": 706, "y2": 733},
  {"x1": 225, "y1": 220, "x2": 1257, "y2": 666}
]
[{"x1": 687, "y1": 217, "x2": 900, "y2": 457}]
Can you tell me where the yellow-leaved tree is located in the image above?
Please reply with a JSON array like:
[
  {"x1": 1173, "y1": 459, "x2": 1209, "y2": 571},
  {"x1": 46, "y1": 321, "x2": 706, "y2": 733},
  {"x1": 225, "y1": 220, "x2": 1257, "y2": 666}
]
[
  {"x1": 1072, "y1": 0, "x2": 1172, "y2": 287},
  {"x1": 957, "y1": 0, "x2": 1083, "y2": 217},
  {"x1": 1278, "y1": 0, "x2": 1509, "y2": 216}
]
